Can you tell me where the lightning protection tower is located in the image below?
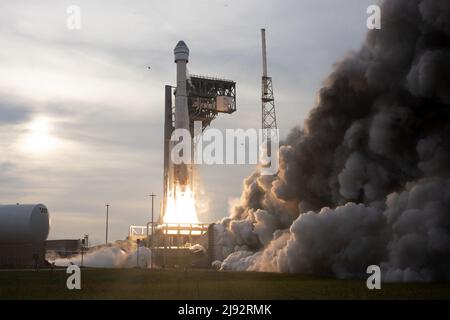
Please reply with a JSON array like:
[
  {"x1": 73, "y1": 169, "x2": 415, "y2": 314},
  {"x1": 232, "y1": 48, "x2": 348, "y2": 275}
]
[{"x1": 261, "y1": 28, "x2": 277, "y2": 139}]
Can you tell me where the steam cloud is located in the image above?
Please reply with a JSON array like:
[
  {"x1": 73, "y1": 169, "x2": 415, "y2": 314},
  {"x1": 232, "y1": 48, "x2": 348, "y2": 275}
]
[
  {"x1": 51, "y1": 246, "x2": 152, "y2": 269},
  {"x1": 214, "y1": 0, "x2": 450, "y2": 282}
]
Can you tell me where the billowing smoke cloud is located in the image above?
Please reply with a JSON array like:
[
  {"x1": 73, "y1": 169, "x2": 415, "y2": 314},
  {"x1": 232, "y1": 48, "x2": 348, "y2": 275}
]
[{"x1": 214, "y1": 0, "x2": 450, "y2": 282}]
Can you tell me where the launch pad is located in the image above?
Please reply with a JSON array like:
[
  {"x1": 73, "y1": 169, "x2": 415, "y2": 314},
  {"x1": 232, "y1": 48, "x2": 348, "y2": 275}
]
[
  {"x1": 152, "y1": 223, "x2": 211, "y2": 268},
  {"x1": 128, "y1": 222, "x2": 213, "y2": 268},
  {"x1": 129, "y1": 223, "x2": 209, "y2": 248},
  {"x1": 154, "y1": 223, "x2": 209, "y2": 248}
]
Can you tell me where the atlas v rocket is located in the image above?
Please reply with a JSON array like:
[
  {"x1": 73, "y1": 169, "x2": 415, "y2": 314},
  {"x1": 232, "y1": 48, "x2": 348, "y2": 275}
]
[
  {"x1": 173, "y1": 40, "x2": 191, "y2": 187},
  {"x1": 162, "y1": 40, "x2": 236, "y2": 214}
]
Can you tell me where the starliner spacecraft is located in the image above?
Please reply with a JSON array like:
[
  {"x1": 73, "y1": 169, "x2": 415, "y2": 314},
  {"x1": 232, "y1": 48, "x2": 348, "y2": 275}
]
[{"x1": 162, "y1": 40, "x2": 237, "y2": 213}]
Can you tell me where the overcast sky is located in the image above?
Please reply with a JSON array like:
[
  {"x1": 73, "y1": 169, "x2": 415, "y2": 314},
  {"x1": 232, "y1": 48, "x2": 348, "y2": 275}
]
[{"x1": 0, "y1": 0, "x2": 375, "y2": 245}]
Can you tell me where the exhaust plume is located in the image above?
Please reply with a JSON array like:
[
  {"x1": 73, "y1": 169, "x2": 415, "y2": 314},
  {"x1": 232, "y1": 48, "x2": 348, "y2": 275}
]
[{"x1": 215, "y1": 0, "x2": 450, "y2": 282}]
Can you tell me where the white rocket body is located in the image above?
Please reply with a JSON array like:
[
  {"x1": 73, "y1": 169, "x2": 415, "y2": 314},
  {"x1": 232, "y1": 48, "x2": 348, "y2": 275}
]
[
  {"x1": 173, "y1": 40, "x2": 190, "y2": 186},
  {"x1": 174, "y1": 41, "x2": 190, "y2": 132}
]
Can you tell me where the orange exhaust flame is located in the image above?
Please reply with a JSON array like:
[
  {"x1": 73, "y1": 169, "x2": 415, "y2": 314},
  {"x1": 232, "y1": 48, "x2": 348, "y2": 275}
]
[{"x1": 163, "y1": 184, "x2": 199, "y2": 224}]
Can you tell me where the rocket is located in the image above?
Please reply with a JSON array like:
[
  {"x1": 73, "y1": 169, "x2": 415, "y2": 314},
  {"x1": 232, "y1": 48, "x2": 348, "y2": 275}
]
[{"x1": 173, "y1": 40, "x2": 190, "y2": 187}]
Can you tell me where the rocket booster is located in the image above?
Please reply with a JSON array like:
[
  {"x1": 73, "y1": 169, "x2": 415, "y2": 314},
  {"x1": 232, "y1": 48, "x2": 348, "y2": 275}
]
[{"x1": 173, "y1": 40, "x2": 190, "y2": 186}]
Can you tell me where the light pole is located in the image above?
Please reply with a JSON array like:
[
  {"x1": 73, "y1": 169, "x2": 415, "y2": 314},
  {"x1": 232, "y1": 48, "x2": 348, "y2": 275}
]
[
  {"x1": 136, "y1": 239, "x2": 140, "y2": 268},
  {"x1": 148, "y1": 193, "x2": 157, "y2": 269},
  {"x1": 105, "y1": 204, "x2": 110, "y2": 245}
]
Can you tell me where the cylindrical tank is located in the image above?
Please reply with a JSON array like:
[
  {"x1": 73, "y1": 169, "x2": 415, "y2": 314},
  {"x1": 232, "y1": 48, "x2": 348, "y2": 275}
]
[{"x1": 0, "y1": 204, "x2": 50, "y2": 244}]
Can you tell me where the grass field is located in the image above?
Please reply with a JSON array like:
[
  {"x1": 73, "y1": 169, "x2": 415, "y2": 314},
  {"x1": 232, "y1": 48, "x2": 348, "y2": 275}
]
[{"x1": 0, "y1": 268, "x2": 449, "y2": 300}]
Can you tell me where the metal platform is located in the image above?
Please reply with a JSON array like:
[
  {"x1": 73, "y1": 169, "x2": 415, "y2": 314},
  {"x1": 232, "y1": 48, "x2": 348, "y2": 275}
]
[
  {"x1": 187, "y1": 75, "x2": 236, "y2": 131},
  {"x1": 155, "y1": 223, "x2": 209, "y2": 248}
]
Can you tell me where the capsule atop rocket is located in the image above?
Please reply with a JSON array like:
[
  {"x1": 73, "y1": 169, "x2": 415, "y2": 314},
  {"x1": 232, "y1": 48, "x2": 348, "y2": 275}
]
[
  {"x1": 174, "y1": 40, "x2": 190, "y2": 132},
  {"x1": 173, "y1": 40, "x2": 190, "y2": 186},
  {"x1": 174, "y1": 41, "x2": 189, "y2": 63}
]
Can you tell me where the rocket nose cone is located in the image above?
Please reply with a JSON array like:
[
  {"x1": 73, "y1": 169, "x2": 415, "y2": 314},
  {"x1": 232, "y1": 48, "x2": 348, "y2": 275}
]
[
  {"x1": 174, "y1": 40, "x2": 189, "y2": 62},
  {"x1": 175, "y1": 40, "x2": 189, "y2": 51}
]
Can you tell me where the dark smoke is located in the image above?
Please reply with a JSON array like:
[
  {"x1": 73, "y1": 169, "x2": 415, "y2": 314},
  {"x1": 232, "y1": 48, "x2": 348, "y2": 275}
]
[{"x1": 214, "y1": 0, "x2": 450, "y2": 281}]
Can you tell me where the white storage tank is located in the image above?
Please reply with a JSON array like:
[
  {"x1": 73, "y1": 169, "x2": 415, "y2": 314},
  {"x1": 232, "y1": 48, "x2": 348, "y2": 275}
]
[{"x1": 0, "y1": 204, "x2": 50, "y2": 244}]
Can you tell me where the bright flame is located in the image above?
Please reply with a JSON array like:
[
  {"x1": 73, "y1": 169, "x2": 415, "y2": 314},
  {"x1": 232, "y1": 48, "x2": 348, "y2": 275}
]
[{"x1": 163, "y1": 184, "x2": 199, "y2": 224}]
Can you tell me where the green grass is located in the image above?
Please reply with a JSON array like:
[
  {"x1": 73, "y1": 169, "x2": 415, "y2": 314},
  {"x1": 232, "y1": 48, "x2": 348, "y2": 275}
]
[{"x1": 0, "y1": 268, "x2": 449, "y2": 300}]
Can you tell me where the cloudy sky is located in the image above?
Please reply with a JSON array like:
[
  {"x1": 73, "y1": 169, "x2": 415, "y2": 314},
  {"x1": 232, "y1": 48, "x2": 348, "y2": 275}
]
[{"x1": 0, "y1": 0, "x2": 374, "y2": 245}]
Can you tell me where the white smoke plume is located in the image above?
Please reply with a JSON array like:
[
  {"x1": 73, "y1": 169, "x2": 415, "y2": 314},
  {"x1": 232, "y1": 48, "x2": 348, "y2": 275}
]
[
  {"x1": 214, "y1": 0, "x2": 450, "y2": 282},
  {"x1": 51, "y1": 245, "x2": 152, "y2": 269}
]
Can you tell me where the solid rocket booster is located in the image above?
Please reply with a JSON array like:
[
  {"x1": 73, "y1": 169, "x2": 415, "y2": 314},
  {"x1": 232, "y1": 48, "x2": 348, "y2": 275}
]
[{"x1": 173, "y1": 40, "x2": 190, "y2": 186}]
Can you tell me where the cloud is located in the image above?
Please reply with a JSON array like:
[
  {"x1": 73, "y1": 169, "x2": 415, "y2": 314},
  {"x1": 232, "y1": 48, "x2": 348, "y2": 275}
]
[{"x1": 0, "y1": 99, "x2": 32, "y2": 125}]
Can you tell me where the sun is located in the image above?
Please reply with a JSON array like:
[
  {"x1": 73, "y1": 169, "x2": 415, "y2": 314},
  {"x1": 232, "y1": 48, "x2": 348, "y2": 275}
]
[{"x1": 20, "y1": 117, "x2": 59, "y2": 154}]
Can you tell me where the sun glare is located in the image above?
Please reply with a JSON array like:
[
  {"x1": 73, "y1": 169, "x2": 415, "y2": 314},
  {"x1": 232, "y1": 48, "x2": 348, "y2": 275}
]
[{"x1": 20, "y1": 117, "x2": 59, "y2": 154}]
